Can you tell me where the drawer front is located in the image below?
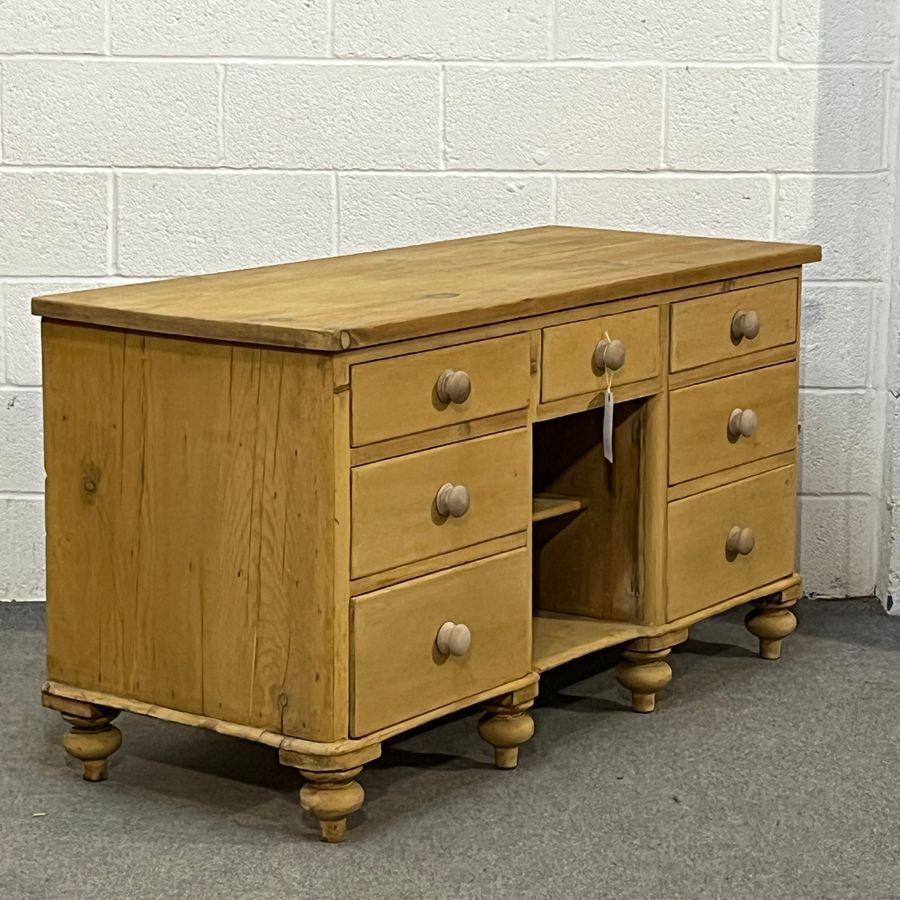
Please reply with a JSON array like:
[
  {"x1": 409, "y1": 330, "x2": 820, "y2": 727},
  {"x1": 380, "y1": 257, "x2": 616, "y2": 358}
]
[
  {"x1": 541, "y1": 307, "x2": 660, "y2": 403},
  {"x1": 667, "y1": 465, "x2": 796, "y2": 621},
  {"x1": 351, "y1": 334, "x2": 531, "y2": 446},
  {"x1": 351, "y1": 550, "x2": 531, "y2": 736},
  {"x1": 670, "y1": 279, "x2": 798, "y2": 372},
  {"x1": 351, "y1": 429, "x2": 531, "y2": 578},
  {"x1": 669, "y1": 362, "x2": 798, "y2": 484}
]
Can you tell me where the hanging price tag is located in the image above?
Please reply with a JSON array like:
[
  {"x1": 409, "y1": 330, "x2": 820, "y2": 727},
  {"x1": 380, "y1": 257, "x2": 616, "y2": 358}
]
[
  {"x1": 603, "y1": 386, "x2": 614, "y2": 463},
  {"x1": 601, "y1": 329, "x2": 615, "y2": 463}
]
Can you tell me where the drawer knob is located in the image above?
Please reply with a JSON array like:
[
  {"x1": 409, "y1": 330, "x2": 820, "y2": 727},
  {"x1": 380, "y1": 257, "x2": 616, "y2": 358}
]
[
  {"x1": 728, "y1": 407, "x2": 758, "y2": 438},
  {"x1": 435, "y1": 482, "x2": 470, "y2": 518},
  {"x1": 436, "y1": 369, "x2": 471, "y2": 404},
  {"x1": 594, "y1": 337, "x2": 626, "y2": 371},
  {"x1": 436, "y1": 621, "x2": 471, "y2": 656},
  {"x1": 726, "y1": 525, "x2": 756, "y2": 556},
  {"x1": 731, "y1": 309, "x2": 760, "y2": 341}
]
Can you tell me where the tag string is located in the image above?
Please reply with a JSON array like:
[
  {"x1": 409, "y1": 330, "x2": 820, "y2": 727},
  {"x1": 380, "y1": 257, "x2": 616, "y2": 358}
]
[
  {"x1": 602, "y1": 330, "x2": 615, "y2": 464},
  {"x1": 603, "y1": 330, "x2": 614, "y2": 394}
]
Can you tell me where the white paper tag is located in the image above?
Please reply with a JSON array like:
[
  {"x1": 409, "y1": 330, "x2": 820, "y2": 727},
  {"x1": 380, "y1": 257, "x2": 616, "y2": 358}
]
[{"x1": 603, "y1": 387, "x2": 614, "y2": 463}]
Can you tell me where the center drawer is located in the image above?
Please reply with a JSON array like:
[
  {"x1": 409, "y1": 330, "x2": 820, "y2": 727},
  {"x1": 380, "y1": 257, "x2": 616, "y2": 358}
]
[
  {"x1": 350, "y1": 429, "x2": 531, "y2": 579},
  {"x1": 541, "y1": 307, "x2": 660, "y2": 403},
  {"x1": 669, "y1": 361, "x2": 799, "y2": 484},
  {"x1": 350, "y1": 549, "x2": 531, "y2": 736}
]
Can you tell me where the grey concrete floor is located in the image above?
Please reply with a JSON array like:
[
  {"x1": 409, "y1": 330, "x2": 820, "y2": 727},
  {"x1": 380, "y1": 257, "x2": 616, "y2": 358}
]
[{"x1": 1, "y1": 599, "x2": 898, "y2": 900}]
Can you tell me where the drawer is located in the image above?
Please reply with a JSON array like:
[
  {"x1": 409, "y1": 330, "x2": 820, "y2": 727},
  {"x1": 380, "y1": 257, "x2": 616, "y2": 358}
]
[
  {"x1": 666, "y1": 465, "x2": 796, "y2": 621},
  {"x1": 351, "y1": 334, "x2": 531, "y2": 446},
  {"x1": 668, "y1": 362, "x2": 798, "y2": 484},
  {"x1": 351, "y1": 429, "x2": 531, "y2": 579},
  {"x1": 670, "y1": 279, "x2": 797, "y2": 372},
  {"x1": 351, "y1": 549, "x2": 531, "y2": 736},
  {"x1": 541, "y1": 307, "x2": 660, "y2": 403}
]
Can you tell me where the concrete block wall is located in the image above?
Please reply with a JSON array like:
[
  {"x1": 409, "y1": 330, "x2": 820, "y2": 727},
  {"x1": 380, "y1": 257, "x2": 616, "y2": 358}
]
[{"x1": 0, "y1": 0, "x2": 897, "y2": 603}]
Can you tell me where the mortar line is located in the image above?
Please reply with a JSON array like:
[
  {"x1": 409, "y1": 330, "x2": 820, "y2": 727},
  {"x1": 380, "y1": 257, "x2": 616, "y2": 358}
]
[
  {"x1": 0, "y1": 289, "x2": 5, "y2": 383},
  {"x1": 770, "y1": 174, "x2": 779, "y2": 240},
  {"x1": 797, "y1": 492, "x2": 880, "y2": 500},
  {"x1": 107, "y1": 171, "x2": 118, "y2": 275},
  {"x1": 217, "y1": 65, "x2": 227, "y2": 164},
  {"x1": 659, "y1": 67, "x2": 668, "y2": 169},
  {"x1": 799, "y1": 386, "x2": 876, "y2": 396},
  {"x1": 439, "y1": 64, "x2": 447, "y2": 170},
  {"x1": 0, "y1": 164, "x2": 891, "y2": 177},
  {"x1": 769, "y1": 0, "x2": 781, "y2": 60},
  {"x1": 326, "y1": 0, "x2": 335, "y2": 56},
  {"x1": 103, "y1": 0, "x2": 112, "y2": 54},
  {"x1": 0, "y1": 276, "x2": 147, "y2": 284},
  {"x1": 333, "y1": 171, "x2": 341, "y2": 256},
  {"x1": 549, "y1": 0, "x2": 557, "y2": 59},
  {"x1": 0, "y1": 53, "x2": 889, "y2": 69}
]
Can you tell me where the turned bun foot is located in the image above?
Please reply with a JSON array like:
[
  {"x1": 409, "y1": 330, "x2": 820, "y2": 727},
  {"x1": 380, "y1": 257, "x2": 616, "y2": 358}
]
[
  {"x1": 478, "y1": 708, "x2": 535, "y2": 769},
  {"x1": 299, "y1": 768, "x2": 365, "y2": 843},
  {"x1": 478, "y1": 684, "x2": 539, "y2": 770},
  {"x1": 745, "y1": 600, "x2": 798, "y2": 660},
  {"x1": 60, "y1": 710, "x2": 122, "y2": 781},
  {"x1": 615, "y1": 648, "x2": 673, "y2": 713}
]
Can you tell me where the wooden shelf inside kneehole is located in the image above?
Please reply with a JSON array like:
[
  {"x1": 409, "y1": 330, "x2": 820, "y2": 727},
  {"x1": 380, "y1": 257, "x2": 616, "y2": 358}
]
[
  {"x1": 531, "y1": 611, "x2": 643, "y2": 673},
  {"x1": 531, "y1": 493, "x2": 587, "y2": 523}
]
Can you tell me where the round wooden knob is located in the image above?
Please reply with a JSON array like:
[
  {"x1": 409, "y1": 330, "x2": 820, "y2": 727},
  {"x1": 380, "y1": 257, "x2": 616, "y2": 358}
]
[
  {"x1": 436, "y1": 369, "x2": 471, "y2": 404},
  {"x1": 731, "y1": 309, "x2": 760, "y2": 341},
  {"x1": 436, "y1": 621, "x2": 471, "y2": 656},
  {"x1": 594, "y1": 338, "x2": 626, "y2": 371},
  {"x1": 728, "y1": 407, "x2": 758, "y2": 438},
  {"x1": 435, "y1": 483, "x2": 470, "y2": 518},
  {"x1": 726, "y1": 525, "x2": 756, "y2": 556}
]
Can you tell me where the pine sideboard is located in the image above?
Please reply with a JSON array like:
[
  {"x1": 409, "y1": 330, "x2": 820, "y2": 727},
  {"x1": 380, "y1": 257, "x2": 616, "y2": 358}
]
[{"x1": 35, "y1": 226, "x2": 821, "y2": 842}]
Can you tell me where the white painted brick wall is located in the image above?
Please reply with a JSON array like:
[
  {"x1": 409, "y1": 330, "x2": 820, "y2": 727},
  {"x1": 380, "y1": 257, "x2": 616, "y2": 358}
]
[
  {"x1": 224, "y1": 65, "x2": 442, "y2": 168},
  {"x1": 666, "y1": 68, "x2": 885, "y2": 172},
  {"x1": 799, "y1": 284, "x2": 875, "y2": 388},
  {"x1": 334, "y1": 0, "x2": 550, "y2": 60},
  {"x1": 0, "y1": 497, "x2": 44, "y2": 601},
  {"x1": 0, "y1": 391, "x2": 43, "y2": 494},
  {"x1": 0, "y1": 173, "x2": 107, "y2": 274},
  {"x1": 3, "y1": 61, "x2": 221, "y2": 166},
  {"x1": 798, "y1": 392, "x2": 881, "y2": 495},
  {"x1": 777, "y1": 175, "x2": 891, "y2": 279},
  {"x1": 0, "y1": 0, "x2": 896, "y2": 604},
  {"x1": 111, "y1": 1, "x2": 329, "y2": 57},
  {"x1": 117, "y1": 172, "x2": 334, "y2": 275},
  {"x1": 556, "y1": 175, "x2": 773, "y2": 240},
  {"x1": 556, "y1": 0, "x2": 772, "y2": 61},
  {"x1": 339, "y1": 174, "x2": 553, "y2": 252},
  {"x1": 798, "y1": 496, "x2": 878, "y2": 596},
  {"x1": 780, "y1": 0, "x2": 899, "y2": 62},
  {"x1": 0, "y1": 1, "x2": 104, "y2": 53},
  {"x1": 2, "y1": 281, "x2": 109, "y2": 385},
  {"x1": 444, "y1": 67, "x2": 663, "y2": 170}
]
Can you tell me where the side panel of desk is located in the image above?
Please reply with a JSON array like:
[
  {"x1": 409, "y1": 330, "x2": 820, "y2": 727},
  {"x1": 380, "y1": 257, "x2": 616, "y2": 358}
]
[{"x1": 41, "y1": 321, "x2": 345, "y2": 741}]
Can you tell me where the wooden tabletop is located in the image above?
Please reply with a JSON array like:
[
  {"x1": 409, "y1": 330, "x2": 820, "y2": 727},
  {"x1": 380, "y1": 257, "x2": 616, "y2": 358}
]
[{"x1": 32, "y1": 226, "x2": 821, "y2": 351}]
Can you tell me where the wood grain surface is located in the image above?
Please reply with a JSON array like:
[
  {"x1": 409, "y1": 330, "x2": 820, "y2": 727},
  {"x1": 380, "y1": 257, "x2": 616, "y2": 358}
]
[
  {"x1": 666, "y1": 465, "x2": 797, "y2": 620},
  {"x1": 33, "y1": 226, "x2": 820, "y2": 351},
  {"x1": 42, "y1": 321, "x2": 343, "y2": 740},
  {"x1": 350, "y1": 550, "x2": 531, "y2": 736}
]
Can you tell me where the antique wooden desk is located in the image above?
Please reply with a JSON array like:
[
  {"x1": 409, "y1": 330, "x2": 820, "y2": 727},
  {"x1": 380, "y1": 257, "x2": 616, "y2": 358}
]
[{"x1": 35, "y1": 227, "x2": 820, "y2": 842}]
